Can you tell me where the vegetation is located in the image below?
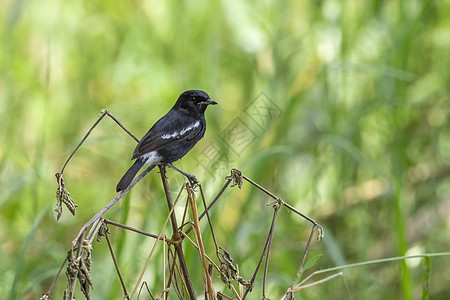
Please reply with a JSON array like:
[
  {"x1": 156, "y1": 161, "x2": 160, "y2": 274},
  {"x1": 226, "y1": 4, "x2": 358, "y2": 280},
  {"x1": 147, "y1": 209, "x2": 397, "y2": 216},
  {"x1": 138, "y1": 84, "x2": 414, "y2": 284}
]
[{"x1": 1, "y1": 0, "x2": 449, "y2": 299}]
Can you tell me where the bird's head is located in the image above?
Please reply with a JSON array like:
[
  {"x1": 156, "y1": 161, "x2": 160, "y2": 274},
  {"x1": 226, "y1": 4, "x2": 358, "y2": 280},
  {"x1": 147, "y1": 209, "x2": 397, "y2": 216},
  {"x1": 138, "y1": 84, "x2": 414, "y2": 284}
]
[{"x1": 175, "y1": 90, "x2": 217, "y2": 114}]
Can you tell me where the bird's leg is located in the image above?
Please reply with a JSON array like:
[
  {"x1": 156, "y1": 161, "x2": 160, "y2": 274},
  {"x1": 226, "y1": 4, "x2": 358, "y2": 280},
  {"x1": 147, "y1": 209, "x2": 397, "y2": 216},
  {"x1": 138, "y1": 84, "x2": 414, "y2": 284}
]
[{"x1": 167, "y1": 163, "x2": 199, "y2": 187}]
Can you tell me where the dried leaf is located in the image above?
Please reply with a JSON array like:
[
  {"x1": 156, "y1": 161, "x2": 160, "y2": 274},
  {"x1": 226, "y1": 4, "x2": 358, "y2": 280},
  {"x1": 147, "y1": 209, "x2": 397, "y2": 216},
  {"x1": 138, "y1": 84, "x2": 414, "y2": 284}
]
[
  {"x1": 218, "y1": 247, "x2": 251, "y2": 290},
  {"x1": 65, "y1": 240, "x2": 94, "y2": 299},
  {"x1": 96, "y1": 223, "x2": 110, "y2": 242},
  {"x1": 315, "y1": 224, "x2": 324, "y2": 243},
  {"x1": 55, "y1": 173, "x2": 78, "y2": 220},
  {"x1": 226, "y1": 168, "x2": 243, "y2": 189}
]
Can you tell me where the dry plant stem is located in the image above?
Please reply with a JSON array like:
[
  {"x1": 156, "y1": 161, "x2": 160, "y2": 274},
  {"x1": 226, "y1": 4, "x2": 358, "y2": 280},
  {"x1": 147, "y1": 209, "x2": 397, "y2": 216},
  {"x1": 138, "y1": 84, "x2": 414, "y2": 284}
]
[
  {"x1": 104, "y1": 231, "x2": 129, "y2": 299},
  {"x1": 242, "y1": 207, "x2": 279, "y2": 300},
  {"x1": 242, "y1": 174, "x2": 318, "y2": 225},
  {"x1": 165, "y1": 184, "x2": 191, "y2": 298},
  {"x1": 87, "y1": 217, "x2": 102, "y2": 242},
  {"x1": 236, "y1": 173, "x2": 320, "y2": 299},
  {"x1": 281, "y1": 201, "x2": 318, "y2": 226},
  {"x1": 217, "y1": 292, "x2": 234, "y2": 300},
  {"x1": 185, "y1": 178, "x2": 232, "y2": 236},
  {"x1": 104, "y1": 109, "x2": 140, "y2": 143},
  {"x1": 168, "y1": 247, "x2": 189, "y2": 299},
  {"x1": 158, "y1": 165, "x2": 196, "y2": 300},
  {"x1": 163, "y1": 235, "x2": 167, "y2": 300},
  {"x1": 50, "y1": 165, "x2": 152, "y2": 298},
  {"x1": 57, "y1": 109, "x2": 139, "y2": 187},
  {"x1": 294, "y1": 272, "x2": 344, "y2": 292},
  {"x1": 179, "y1": 231, "x2": 220, "y2": 272},
  {"x1": 88, "y1": 218, "x2": 105, "y2": 246},
  {"x1": 242, "y1": 173, "x2": 322, "y2": 296},
  {"x1": 187, "y1": 186, "x2": 215, "y2": 300},
  {"x1": 67, "y1": 234, "x2": 85, "y2": 299},
  {"x1": 103, "y1": 219, "x2": 176, "y2": 244},
  {"x1": 161, "y1": 181, "x2": 191, "y2": 298},
  {"x1": 198, "y1": 184, "x2": 220, "y2": 252},
  {"x1": 58, "y1": 111, "x2": 107, "y2": 181},
  {"x1": 262, "y1": 207, "x2": 280, "y2": 299},
  {"x1": 179, "y1": 231, "x2": 242, "y2": 300},
  {"x1": 42, "y1": 256, "x2": 68, "y2": 297},
  {"x1": 180, "y1": 196, "x2": 191, "y2": 229},
  {"x1": 207, "y1": 265, "x2": 214, "y2": 299},
  {"x1": 73, "y1": 164, "x2": 155, "y2": 243},
  {"x1": 137, "y1": 282, "x2": 149, "y2": 299},
  {"x1": 166, "y1": 247, "x2": 182, "y2": 297},
  {"x1": 290, "y1": 224, "x2": 320, "y2": 288},
  {"x1": 130, "y1": 179, "x2": 185, "y2": 299}
]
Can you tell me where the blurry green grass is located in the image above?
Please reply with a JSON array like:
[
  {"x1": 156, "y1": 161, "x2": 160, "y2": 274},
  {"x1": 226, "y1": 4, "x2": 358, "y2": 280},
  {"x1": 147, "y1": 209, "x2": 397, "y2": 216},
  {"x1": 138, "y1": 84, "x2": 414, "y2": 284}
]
[{"x1": 1, "y1": 0, "x2": 450, "y2": 299}]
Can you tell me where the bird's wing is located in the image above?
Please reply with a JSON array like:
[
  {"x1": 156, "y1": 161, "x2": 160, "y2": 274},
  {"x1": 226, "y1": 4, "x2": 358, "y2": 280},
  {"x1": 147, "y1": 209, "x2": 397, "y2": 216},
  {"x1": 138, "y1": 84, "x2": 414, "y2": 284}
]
[{"x1": 132, "y1": 111, "x2": 205, "y2": 159}]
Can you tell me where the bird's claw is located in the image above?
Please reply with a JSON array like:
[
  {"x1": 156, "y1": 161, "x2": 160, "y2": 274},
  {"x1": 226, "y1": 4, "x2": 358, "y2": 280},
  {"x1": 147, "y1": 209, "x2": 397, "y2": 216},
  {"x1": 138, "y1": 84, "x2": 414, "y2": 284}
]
[{"x1": 187, "y1": 175, "x2": 199, "y2": 189}]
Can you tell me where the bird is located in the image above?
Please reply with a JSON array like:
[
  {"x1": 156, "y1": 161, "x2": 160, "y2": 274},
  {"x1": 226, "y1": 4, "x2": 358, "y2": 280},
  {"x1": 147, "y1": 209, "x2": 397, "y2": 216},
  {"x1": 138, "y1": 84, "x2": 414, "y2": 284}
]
[{"x1": 116, "y1": 90, "x2": 217, "y2": 192}]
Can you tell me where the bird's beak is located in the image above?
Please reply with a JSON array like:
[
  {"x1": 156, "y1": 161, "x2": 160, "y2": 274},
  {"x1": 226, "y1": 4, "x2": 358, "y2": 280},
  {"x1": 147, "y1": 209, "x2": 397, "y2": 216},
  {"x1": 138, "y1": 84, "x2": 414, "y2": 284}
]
[{"x1": 202, "y1": 99, "x2": 217, "y2": 105}]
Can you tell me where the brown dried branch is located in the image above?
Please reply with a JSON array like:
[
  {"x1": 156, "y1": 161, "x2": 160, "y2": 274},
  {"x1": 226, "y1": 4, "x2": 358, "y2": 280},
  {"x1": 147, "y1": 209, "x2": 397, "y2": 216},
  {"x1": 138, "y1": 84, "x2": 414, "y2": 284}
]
[
  {"x1": 157, "y1": 165, "x2": 196, "y2": 300},
  {"x1": 187, "y1": 185, "x2": 215, "y2": 300},
  {"x1": 54, "y1": 109, "x2": 138, "y2": 219},
  {"x1": 99, "y1": 224, "x2": 129, "y2": 299},
  {"x1": 103, "y1": 218, "x2": 176, "y2": 244},
  {"x1": 130, "y1": 178, "x2": 186, "y2": 299},
  {"x1": 49, "y1": 106, "x2": 325, "y2": 299}
]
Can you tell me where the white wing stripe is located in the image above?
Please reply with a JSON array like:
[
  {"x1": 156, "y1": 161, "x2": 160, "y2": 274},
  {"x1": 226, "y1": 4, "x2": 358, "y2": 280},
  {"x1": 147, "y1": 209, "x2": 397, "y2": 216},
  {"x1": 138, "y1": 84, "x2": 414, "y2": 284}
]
[{"x1": 161, "y1": 121, "x2": 200, "y2": 140}]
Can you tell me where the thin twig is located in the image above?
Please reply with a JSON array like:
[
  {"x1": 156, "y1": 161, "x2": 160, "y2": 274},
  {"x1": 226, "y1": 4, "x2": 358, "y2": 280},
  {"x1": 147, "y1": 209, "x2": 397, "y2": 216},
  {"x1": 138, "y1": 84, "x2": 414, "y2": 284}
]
[
  {"x1": 185, "y1": 178, "x2": 232, "y2": 235},
  {"x1": 130, "y1": 177, "x2": 185, "y2": 299},
  {"x1": 163, "y1": 234, "x2": 167, "y2": 300},
  {"x1": 58, "y1": 110, "x2": 108, "y2": 180},
  {"x1": 187, "y1": 186, "x2": 215, "y2": 300},
  {"x1": 198, "y1": 184, "x2": 220, "y2": 253},
  {"x1": 298, "y1": 251, "x2": 450, "y2": 286},
  {"x1": 163, "y1": 184, "x2": 189, "y2": 299},
  {"x1": 281, "y1": 200, "x2": 319, "y2": 226},
  {"x1": 179, "y1": 231, "x2": 220, "y2": 272},
  {"x1": 72, "y1": 164, "x2": 155, "y2": 244},
  {"x1": 104, "y1": 228, "x2": 129, "y2": 299},
  {"x1": 158, "y1": 165, "x2": 196, "y2": 300},
  {"x1": 58, "y1": 109, "x2": 139, "y2": 184},
  {"x1": 87, "y1": 217, "x2": 102, "y2": 242},
  {"x1": 240, "y1": 172, "x2": 324, "y2": 297},
  {"x1": 87, "y1": 218, "x2": 105, "y2": 245},
  {"x1": 291, "y1": 224, "x2": 319, "y2": 288},
  {"x1": 42, "y1": 256, "x2": 68, "y2": 297},
  {"x1": 295, "y1": 272, "x2": 344, "y2": 292},
  {"x1": 262, "y1": 207, "x2": 280, "y2": 299},
  {"x1": 104, "y1": 110, "x2": 139, "y2": 143},
  {"x1": 217, "y1": 292, "x2": 235, "y2": 300},
  {"x1": 67, "y1": 234, "x2": 85, "y2": 299},
  {"x1": 168, "y1": 246, "x2": 189, "y2": 300},
  {"x1": 103, "y1": 219, "x2": 176, "y2": 244},
  {"x1": 137, "y1": 281, "x2": 157, "y2": 300},
  {"x1": 242, "y1": 206, "x2": 279, "y2": 300},
  {"x1": 166, "y1": 247, "x2": 180, "y2": 297},
  {"x1": 242, "y1": 174, "x2": 319, "y2": 226}
]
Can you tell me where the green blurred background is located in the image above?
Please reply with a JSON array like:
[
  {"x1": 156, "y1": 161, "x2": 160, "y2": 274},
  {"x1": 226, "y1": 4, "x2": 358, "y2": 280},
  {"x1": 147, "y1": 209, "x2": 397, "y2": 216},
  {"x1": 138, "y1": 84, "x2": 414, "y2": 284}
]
[{"x1": 1, "y1": 0, "x2": 450, "y2": 299}]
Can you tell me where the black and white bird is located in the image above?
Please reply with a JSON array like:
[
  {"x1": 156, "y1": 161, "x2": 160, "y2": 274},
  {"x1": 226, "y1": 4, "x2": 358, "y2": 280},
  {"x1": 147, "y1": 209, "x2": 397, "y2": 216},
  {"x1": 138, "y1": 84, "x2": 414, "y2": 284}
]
[{"x1": 116, "y1": 90, "x2": 217, "y2": 192}]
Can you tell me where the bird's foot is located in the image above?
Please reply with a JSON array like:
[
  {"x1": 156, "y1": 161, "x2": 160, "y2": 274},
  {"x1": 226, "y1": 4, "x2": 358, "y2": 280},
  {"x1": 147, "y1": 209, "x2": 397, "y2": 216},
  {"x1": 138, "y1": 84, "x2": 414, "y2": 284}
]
[{"x1": 187, "y1": 174, "x2": 199, "y2": 189}]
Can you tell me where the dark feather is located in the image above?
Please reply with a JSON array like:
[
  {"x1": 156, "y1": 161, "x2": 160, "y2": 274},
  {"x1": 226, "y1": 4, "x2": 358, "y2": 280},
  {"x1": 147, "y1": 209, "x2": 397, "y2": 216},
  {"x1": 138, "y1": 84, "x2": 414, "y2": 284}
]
[
  {"x1": 132, "y1": 110, "x2": 206, "y2": 159},
  {"x1": 116, "y1": 90, "x2": 216, "y2": 192}
]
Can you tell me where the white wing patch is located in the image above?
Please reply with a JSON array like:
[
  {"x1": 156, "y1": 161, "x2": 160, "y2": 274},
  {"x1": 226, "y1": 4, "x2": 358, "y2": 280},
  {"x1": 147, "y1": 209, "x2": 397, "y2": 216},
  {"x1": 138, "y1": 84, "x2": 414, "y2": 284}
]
[{"x1": 161, "y1": 121, "x2": 200, "y2": 140}]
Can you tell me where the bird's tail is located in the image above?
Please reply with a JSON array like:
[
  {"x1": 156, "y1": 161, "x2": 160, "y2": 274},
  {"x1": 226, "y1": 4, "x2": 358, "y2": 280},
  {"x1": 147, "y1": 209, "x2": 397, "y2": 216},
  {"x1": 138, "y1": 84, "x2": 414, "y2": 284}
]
[{"x1": 116, "y1": 159, "x2": 151, "y2": 192}]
